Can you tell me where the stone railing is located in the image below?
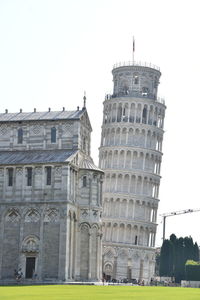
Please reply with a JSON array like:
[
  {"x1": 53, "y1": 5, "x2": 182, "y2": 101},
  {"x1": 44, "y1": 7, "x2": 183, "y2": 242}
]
[
  {"x1": 105, "y1": 92, "x2": 165, "y2": 105},
  {"x1": 113, "y1": 61, "x2": 160, "y2": 71}
]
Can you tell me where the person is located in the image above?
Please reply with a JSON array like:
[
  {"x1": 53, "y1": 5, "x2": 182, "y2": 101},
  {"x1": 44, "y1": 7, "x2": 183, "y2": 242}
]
[
  {"x1": 32, "y1": 270, "x2": 37, "y2": 280},
  {"x1": 14, "y1": 268, "x2": 23, "y2": 282},
  {"x1": 141, "y1": 280, "x2": 144, "y2": 286}
]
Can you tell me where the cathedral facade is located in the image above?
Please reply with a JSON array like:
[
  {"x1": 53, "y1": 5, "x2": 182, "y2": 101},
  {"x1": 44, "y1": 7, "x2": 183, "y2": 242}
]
[
  {"x1": 99, "y1": 61, "x2": 166, "y2": 283},
  {"x1": 0, "y1": 107, "x2": 103, "y2": 282}
]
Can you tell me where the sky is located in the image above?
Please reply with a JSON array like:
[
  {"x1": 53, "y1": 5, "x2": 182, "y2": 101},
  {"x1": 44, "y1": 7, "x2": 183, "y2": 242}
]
[{"x1": 0, "y1": 0, "x2": 200, "y2": 246}]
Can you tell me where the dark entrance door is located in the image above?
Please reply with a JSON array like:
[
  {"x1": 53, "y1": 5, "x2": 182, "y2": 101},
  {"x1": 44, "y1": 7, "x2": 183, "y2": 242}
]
[{"x1": 25, "y1": 257, "x2": 36, "y2": 278}]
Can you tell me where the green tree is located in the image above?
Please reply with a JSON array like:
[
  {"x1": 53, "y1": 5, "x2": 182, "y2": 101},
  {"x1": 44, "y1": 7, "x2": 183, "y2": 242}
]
[
  {"x1": 194, "y1": 242, "x2": 199, "y2": 261},
  {"x1": 159, "y1": 239, "x2": 174, "y2": 277},
  {"x1": 159, "y1": 234, "x2": 199, "y2": 283}
]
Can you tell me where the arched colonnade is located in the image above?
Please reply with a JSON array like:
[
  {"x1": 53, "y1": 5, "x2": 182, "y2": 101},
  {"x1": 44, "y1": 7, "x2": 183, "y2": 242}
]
[
  {"x1": 103, "y1": 101, "x2": 165, "y2": 129},
  {"x1": 100, "y1": 149, "x2": 161, "y2": 175}
]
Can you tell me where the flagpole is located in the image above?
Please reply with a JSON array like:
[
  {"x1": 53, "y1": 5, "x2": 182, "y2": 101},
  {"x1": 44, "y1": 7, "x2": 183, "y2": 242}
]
[{"x1": 132, "y1": 36, "x2": 135, "y2": 65}]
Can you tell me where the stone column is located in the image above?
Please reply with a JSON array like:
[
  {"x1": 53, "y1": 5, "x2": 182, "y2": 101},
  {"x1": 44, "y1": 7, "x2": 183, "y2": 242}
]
[
  {"x1": 18, "y1": 212, "x2": 24, "y2": 273},
  {"x1": 88, "y1": 229, "x2": 92, "y2": 280},
  {"x1": 69, "y1": 217, "x2": 74, "y2": 279},
  {"x1": 67, "y1": 214, "x2": 71, "y2": 280},
  {"x1": 113, "y1": 255, "x2": 117, "y2": 279},
  {"x1": 72, "y1": 218, "x2": 77, "y2": 279},
  {"x1": 0, "y1": 210, "x2": 5, "y2": 279},
  {"x1": 97, "y1": 232, "x2": 102, "y2": 280},
  {"x1": 75, "y1": 225, "x2": 81, "y2": 280},
  {"x1": 139, "y1": 259, "x2": 144, "y2": 281},
  {"x1": 58, "y1": 211, "x2": 67, "y2": 281},
  {"x1": 38, "y1": 213, "x2": 44, "y2": 280}
]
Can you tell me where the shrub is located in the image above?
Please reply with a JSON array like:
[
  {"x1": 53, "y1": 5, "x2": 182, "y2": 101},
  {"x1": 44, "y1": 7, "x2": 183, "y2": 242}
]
[{"x1": 185, "y1": 260, "x2": 200, "y2": 281}]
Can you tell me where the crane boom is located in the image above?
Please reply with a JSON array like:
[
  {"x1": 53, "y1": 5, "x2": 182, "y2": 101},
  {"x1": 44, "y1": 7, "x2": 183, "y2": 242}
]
[{"x1": 160, "y1": 208, "x2": 200, "y2": 240}]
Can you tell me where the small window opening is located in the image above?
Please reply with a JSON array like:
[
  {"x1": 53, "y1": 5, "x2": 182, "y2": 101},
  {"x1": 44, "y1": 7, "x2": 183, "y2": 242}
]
[
  {"x1": 83, "y1": 137, "x2": 86, "y2": 151},
  {"x1": 51, "y1": 127, "x2": 56, "y2": 143},
  {"x1": 18, "y1": 128, "x2": 23, "y2": 144},
  {"x1": 46, "y1": 166, "x2": 52, "y2": 185},
  {"x1": 27, "y1": 168, "x2": 32, "y2": 186},
  {"x1": 134, "y1": 76, "x2": 139, "y2": 84},
  {"x1": 8, "y1": 168, "x2": 13, "y2": 186},
  {"x1": 135, "y1": 235, "x2": 138, "y2": 245},
  {"x1": 123, "y1": 108, "x2": 126, "y2": 116},
  {"x1": 83, "y1": 176, "x2": 87, "y2": 187},
  {"x1": 142, "y1": 87, "x2": 149, "y2": 96},
  {"x1": 142, "y1": 107, "x2": 147, "y2": 123}
]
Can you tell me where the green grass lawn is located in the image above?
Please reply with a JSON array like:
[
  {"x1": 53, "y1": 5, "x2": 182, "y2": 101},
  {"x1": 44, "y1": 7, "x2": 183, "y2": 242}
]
[{"x1": 0, "y1": 285, "x2": 200, "y2": 300}]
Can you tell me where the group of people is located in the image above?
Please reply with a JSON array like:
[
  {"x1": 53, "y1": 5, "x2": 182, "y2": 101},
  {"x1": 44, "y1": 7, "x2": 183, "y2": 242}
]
[
  {"x1": 14, "y1": 269, "x2": 23, "y2": 282},
  {"x1": 14, "y1": 268, "x2": 37, "y2": 281}
]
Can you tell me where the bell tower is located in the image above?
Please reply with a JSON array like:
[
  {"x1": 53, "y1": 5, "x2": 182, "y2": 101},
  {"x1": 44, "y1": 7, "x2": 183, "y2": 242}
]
[{"x1": 99, "y1": 44, "x2": 166, "y2": 283}]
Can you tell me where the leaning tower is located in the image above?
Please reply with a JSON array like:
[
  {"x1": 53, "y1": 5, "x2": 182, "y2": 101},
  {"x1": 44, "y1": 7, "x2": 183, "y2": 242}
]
[{"x1": 99, "y1": 57, "x2": 166, "y2": 283}]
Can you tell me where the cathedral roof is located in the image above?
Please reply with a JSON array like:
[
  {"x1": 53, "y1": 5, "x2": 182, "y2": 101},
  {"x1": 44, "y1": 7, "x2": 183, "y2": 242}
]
[
  {"x1": 0, "y1": 149, "x2": 77, "y2": 165},
  {"x1": 79, "y1": 156, "x2": 103, "y2": 173},
  {"x1": 0, "y1": 109, "x2": 84, "y2": 122}
]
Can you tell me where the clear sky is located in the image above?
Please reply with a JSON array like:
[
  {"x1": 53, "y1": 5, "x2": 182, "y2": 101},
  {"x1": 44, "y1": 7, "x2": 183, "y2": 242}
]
[{"x1": 0, "y1": 0, "x2": 200, "y2": 246}]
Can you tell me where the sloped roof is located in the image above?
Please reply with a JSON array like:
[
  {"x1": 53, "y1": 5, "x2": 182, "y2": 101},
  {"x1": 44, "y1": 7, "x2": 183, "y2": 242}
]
[
  {"x1": 0, "y1": 109, "x2": 84, "y2": 122},
  {"x1": 79, "y1": 157, "x2": 103, "y2": 172},
  {"x1": 0, "y1": 149, "x2": 77, "y2": 165}
]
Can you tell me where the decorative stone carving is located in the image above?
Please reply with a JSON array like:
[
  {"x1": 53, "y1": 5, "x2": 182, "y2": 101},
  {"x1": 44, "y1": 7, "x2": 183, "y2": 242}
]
[
  {"x1": 44, "y1": 208, "x2": 59, "y2": 223},
  {"x1": 16, "y1": 168, "x2": 23, "y2": 176},
  {"x1": 5, "y1": 209, "x2": 20, "y2": 222},
  {"x1": 35, "y1": 167, "x2": 42, "y2": 175},
  {"x1": 0, "y1": 124, "x2": 8, "y2": 135},
  {"x1": 80, "y1": 223, "x2": 89, "y2": 232},
  {"x1": 55, "y1": 166, "x2": 62, "y2": 176},
  {"x1": 31, "y1": 125, "x2": 42, "y2": 135},
  {"x1": 105, "y1": 250, "x2": 114, "y2": 259},
  {"x1": 62, "y1": 123, "x2": 73, "y2": 136},
  {"x1": 104, "y1": 263, "x2": 113, "y2": 275},
  {"x1": 81, "y1": 209, "x2": 88, "y2": 218},
  {"x1": 22, "y1": 235, "x2": 39, "y2": 253},
  {"x1": 92, "y1": 210, "x2": 98, "y2": 217},
  {"x1": 24, "y1": 209, "x2": 40, "y2": 222}
]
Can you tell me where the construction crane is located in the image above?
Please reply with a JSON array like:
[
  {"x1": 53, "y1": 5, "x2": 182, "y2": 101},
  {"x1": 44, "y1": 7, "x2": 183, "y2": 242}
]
[{"x1": 160, "y1": 208, "x2": 200, "y2": 241}]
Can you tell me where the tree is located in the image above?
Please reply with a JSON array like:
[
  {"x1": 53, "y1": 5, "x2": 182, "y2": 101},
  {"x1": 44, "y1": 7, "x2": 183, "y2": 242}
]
[
  {"x1": 159, "y1": 239, "x2": 174, "y2": 277},
  {"x1": 159, "y1": 234, "x2": 199, "y2": 283},
  {"x1": 193, "y1": 242, "x2": 199, "y2": 261}
]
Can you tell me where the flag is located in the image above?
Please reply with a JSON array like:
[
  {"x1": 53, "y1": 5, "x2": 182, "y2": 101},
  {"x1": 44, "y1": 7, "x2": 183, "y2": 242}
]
[{"x1": 133, "y1": 37, "x2": 135, "y2": 52}]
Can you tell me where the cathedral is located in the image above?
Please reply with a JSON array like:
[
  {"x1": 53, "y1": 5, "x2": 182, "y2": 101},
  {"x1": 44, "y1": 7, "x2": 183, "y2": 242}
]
[
  {"x1": 0, "y1": 105, "x2": 103, "y2": 282},
  {"x1": 0, "y1": 54, "x2": 166, "y2": 284}
]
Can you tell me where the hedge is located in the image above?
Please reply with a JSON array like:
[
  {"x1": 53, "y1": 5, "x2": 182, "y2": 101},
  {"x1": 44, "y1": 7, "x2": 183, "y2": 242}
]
[{"x1": 185, "y1": 260, "x2": 200, "y2": 281}]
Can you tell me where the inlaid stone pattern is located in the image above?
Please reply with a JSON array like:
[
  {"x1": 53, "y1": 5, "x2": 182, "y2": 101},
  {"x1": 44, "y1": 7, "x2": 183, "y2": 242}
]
[
  {"x1": 0, "y1": 125, "x2": 8, "y2": 135},
  {"x1": 0, "y1": 107, "x2": 103, "y2": 283},
  {"x1": 31, "y1": 125, "x2": 42, "y2": 135}
]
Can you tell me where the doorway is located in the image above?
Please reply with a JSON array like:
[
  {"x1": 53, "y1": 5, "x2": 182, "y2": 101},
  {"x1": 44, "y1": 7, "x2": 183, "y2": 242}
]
[{"x1": 25, "y1": 257, "x2": 36, "y2": 279}]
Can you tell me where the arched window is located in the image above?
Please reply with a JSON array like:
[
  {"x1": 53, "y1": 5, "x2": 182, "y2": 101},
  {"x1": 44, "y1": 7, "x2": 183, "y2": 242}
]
[
  {"x1": 51, "y1": 127, "x2": 56, "y2": 143},
  {"x1": 117, "y1": 105, "x2": 122, "y2": 122},
  {"x1": 45, "y1": 166, "x2": 52, "y2": 185},
  {"x1": 134, "y1": 76, "x2": 139, "y2": 84},
  {"x1": 18, "y1": 128, "x2": 23, "y2": 144},
  {"x1": 83, "y1": 176, "x2": 87, "y2": 187},
  {"x1": 135, "y1": 235, "x2": 138, "y2": 245},
  {"x1": 142, "y1": 106, "x2": 147, "y2": 124},
  {"x1": 142, "y1": 87, "x2": 149, "y2": 96},
  {"x1": 8, "y1": 168, "x2": 13, "y2": 186},
  {"x1": 27, "y1": 167, "x2": 32, "y2": 186},
  {"x1": 83, "y1": 137, "x2": 86, "y2": 151}
]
